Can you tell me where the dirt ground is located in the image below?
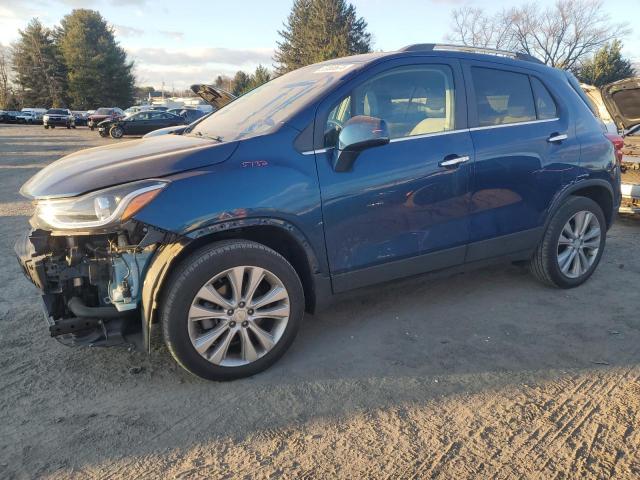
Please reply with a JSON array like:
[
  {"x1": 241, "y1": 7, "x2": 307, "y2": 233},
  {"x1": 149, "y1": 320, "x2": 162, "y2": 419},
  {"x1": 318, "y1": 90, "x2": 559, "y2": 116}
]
[{"x1": 1, "y1": 124, "x2": 639, "y2": 479}]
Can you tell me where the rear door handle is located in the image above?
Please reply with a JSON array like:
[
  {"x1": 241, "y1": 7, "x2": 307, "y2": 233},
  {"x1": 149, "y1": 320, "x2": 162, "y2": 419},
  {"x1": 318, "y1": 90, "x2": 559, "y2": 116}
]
[
  {"x1": 439, "y1": 155, "x2": 470, "y2": 168},
  {"x1": 547, "y1": 133, "x2": 568, "y2": 143}
]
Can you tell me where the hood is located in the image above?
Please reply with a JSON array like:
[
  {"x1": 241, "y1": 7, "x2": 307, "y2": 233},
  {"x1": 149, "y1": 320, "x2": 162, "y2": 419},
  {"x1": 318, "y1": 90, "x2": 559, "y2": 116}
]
[
  {"x1": 21, "y1": 134, "x2": 238, "y2": 199},
  {"x1": 601, "y1": 77, "x2": 640, "y2": 130},
  {"x1": 190, "y1": 84, "x2": 236, "y2": 110}
]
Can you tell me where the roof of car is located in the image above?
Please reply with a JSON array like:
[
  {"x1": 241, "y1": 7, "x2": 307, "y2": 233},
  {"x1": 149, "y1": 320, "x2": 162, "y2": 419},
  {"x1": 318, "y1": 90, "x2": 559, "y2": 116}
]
[{"x1": 320, "y1": 44, "x2": 555, "y2": 75}]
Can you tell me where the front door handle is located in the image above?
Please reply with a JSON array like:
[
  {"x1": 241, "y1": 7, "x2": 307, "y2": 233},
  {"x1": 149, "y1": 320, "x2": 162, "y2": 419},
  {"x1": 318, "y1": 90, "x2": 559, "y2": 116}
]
[
  {"x1": 439, "y1": 154, "x2": 470, "y2": 168},
  {"x1": 547, "y1": 133, "x2": 568, "y2": 143}
]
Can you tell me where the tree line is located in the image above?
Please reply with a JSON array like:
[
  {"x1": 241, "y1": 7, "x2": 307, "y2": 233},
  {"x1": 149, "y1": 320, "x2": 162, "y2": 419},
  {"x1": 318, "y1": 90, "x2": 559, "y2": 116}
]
[
  {"x1": 0, "y1": 0, "x2": 636, "y2": 111},
  {"x1": 446, "y1": 0, "x2": 635, "y2": 85},
  {"x1": 5, "y1": 10, "x2": 134, "y2": 110}
]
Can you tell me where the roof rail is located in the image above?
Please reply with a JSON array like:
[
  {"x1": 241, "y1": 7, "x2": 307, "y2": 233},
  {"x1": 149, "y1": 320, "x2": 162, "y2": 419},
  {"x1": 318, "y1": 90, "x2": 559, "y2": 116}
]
[{"x1": 399, "y1": 43, "x2": 544, "y2": 65}]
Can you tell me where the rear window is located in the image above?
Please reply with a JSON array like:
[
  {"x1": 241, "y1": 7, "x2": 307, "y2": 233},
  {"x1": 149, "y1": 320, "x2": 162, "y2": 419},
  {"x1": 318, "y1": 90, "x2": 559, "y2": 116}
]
[
  {"x1": 46, "y1": 109, "x2": 67, "y2": 115},
  {"x1": 472, "y1": 67, "x2": 536, "y2": 126},
  {"x1": 95, "y1": 108, "x2": 113, "y2": 115}
]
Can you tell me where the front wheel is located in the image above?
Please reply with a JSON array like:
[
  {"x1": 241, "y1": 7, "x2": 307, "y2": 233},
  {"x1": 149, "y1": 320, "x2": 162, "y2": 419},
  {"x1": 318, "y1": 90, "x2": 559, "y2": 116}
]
[
  {"x1": 161, "y1": 240, "x2": 304, "y2": 381},
  {"x1": 109, "y1": 126, "x2": 124, "y2": 139},
  {"x1": 529, "y1": 196, "x2": 606, "y2": 288}
]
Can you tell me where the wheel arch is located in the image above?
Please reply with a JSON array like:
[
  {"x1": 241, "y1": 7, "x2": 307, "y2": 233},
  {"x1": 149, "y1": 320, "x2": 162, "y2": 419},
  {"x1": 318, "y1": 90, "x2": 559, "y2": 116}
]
[
  {"x1": 141, "y1": 218, "x2": 328, "y2": 352},
  {"x1": 547, "y1": 179, "x2": 614, "y2": 229}
]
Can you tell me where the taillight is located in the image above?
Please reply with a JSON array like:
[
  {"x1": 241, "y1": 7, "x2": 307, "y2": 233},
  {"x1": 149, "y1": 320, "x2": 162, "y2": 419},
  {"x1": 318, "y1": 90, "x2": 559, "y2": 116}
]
[{"x1": 604, "y1": 132, "x2": 624, "y2": 165}]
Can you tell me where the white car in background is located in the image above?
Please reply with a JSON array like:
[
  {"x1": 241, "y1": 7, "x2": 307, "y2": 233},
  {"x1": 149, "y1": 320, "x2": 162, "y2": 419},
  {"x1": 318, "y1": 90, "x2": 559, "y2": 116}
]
[{"x1": 581, "y1": 78, "x2": 640, "y2": 213}]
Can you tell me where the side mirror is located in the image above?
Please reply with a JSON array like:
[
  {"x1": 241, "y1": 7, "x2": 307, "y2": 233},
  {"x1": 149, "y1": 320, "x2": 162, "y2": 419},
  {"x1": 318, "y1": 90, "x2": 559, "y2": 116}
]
[{"x1": 333, "y1": 115, "x2": 390, "y2": 172}]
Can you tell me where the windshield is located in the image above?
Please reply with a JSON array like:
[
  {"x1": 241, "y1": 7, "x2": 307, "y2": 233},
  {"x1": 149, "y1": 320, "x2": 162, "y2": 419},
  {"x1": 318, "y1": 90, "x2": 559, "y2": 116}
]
[
  {"x1": 95, "y1": 108, "x2": 113, "y2": 115},
  {"x1": 47, "y1": 109, "x2": 67, "y2": 115},
  {"x1": 190, "y1": 62, "x2": 359, "y2": 142}
]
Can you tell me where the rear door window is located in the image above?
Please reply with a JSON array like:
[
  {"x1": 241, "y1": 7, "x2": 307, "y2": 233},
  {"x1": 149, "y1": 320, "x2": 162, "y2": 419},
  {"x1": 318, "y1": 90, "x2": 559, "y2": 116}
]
[{"x1": 471, "y1": 67, "x2": 536, "y2": 127}]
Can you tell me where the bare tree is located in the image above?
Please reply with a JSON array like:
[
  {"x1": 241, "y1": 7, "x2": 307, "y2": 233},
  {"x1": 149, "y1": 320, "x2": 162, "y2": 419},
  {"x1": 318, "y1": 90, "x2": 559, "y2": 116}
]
[
  {"x1": 0, "y1": 45, "x2": 11, "y2": 109},
  {"x1": 446, "y1": 7, "x2": 513, "y2": 50},
  {"x1": 447, "y1": 0, "x2": 630, "y2": 69}
]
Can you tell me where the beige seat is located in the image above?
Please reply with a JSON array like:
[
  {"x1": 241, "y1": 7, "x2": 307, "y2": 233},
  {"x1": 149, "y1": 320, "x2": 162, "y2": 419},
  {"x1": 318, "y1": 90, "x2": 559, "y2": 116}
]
[{"x1": 409, "y1": 117, "x2": 447, "y2": 135}]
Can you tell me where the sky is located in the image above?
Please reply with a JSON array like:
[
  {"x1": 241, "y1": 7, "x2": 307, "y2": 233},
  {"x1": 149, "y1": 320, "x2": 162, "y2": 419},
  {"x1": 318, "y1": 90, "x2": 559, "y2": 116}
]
[{"x1": 0, "y1": 0, "x2": 638, "y2": 90}]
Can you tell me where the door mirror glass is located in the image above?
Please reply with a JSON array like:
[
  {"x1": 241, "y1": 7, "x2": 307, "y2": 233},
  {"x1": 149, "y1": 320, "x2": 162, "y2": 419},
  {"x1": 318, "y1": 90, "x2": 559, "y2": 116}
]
[{"x1": 333, "y1": 115, "x2": 390, "y2": 172}]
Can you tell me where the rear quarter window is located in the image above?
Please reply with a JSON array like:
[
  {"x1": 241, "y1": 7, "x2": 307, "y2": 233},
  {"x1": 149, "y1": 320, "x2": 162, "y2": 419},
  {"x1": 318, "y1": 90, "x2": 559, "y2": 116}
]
[{"x1": 530, "y1": 77, "x2": 558, "y2": 119}]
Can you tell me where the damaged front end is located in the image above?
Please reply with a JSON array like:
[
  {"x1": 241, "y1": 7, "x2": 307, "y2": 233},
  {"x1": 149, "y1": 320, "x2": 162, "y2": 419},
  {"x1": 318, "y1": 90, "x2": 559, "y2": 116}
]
[
  {"x1": 15, "y1": 179, "x2": 188, "y2": 350},
  {"x1": 15, "y1": 222, "x2": 179, "y2": 349}
]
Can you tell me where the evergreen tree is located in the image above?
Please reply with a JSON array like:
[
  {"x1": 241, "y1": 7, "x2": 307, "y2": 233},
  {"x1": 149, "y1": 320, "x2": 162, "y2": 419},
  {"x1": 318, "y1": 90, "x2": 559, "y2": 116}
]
[
  {"x1": 249, "y1": 64, "x2": 271, "y2": 90},
  {"x1": 576, "y1": 41, "x2": 635, "y2": 87},
  {"x1": 12, "y1": 19, "x2": 67, "y2": 107},
  {"x1": 232, "y1": 70, "x2": 252, "y2": 96},
  {"x1": 274, "y1": 0, "x2": 371, "y2": 74},
  {"x1": 57, "y1": 9, "x2": 135, "y2": 109}
]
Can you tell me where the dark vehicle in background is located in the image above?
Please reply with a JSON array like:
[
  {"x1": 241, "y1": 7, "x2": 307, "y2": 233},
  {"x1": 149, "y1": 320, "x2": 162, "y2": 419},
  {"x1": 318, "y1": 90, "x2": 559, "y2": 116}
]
[
  {"x1": 15, "y1": 44, "x2": 621, "y2": 381},
  {"x1": 72, "y1": 111, "x2": 89, "y2": 126},
  {"x1": 167, "y1": 107, "x2": 207, "y2": 123},
  {"x1": 0, "y1": 110, "x2": 20, "y2": 123},
  {"x1": 143, "y1": 85, "x2": 236, "y2": 138},
  {"x1": 43, "y1": 109, "x2": 75, "y2": 129},
  {"x1": 88, "y1": 107, "x2": 124, "y2": 130},
  {"x1": 98, "y1": 110, "x2": 186, "y2": 138}
]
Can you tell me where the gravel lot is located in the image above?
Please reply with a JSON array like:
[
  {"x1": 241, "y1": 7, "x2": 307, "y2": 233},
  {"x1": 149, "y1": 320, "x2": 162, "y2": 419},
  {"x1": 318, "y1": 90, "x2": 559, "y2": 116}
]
[{"x1": 1, "y1": 124, "x2": 639, "y2": 479}]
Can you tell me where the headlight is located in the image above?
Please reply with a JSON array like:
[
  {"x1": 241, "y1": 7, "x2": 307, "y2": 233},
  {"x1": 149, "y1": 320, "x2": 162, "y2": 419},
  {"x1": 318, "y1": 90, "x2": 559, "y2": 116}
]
[{"x1": 33, "y1": 180, "x2": 167, "y2": 231}]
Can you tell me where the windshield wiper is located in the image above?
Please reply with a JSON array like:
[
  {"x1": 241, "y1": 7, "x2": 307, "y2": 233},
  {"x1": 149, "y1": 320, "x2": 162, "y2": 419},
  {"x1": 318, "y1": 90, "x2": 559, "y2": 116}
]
[{"x1": 189, "y1": 130, "x2": 223, "y2": 142}]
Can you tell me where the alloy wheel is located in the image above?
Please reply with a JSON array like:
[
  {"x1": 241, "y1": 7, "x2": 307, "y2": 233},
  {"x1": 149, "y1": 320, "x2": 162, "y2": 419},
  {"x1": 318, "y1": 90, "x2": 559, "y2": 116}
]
[
  {"x1": 187, "y1": 266, "x2": 290, "y2": 367},
  {"x1": 556, "y1": 210, "x2": 601, "y2": 279}
]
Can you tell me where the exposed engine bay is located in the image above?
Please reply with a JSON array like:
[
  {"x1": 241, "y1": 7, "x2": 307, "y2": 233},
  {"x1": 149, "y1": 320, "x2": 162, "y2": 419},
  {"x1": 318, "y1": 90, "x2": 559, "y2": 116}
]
[{"x1": 15, "y1": 222, "x2": 176, "y2": 348}]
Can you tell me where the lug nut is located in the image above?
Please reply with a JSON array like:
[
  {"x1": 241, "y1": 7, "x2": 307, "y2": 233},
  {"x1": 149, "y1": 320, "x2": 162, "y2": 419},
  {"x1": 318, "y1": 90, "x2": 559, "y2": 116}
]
[
  {"x1": 241, "y1": 321, "x2": 249, "y2": 328},
  {"x1": 227, "y1": 309, "x2": 234, "y2": 315},
  {"x1": 238, "y1": 301, "x2": 246, "y2": 308},
  {"x1": 247, "y1": 309, "x2": 254, "y2": 315},
  {"x1": 229, "y1": 321, "x2": 236, "y2": 328}
]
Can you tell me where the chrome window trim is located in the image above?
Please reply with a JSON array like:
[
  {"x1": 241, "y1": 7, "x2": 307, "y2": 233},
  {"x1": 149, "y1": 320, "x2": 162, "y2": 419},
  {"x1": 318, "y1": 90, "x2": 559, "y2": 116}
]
[
  {"x1": 469, "y1": 117, "x2": 559, "y2": 132},
  {"x1": 389, "y1": 128, "x2": 468, "y2": 143},
  {"x1": 302, "y1": 117, "x2": 560, "y2": 154},
  {"x1": 301, "y1": 147, "x2": 331, "y2": 155}
]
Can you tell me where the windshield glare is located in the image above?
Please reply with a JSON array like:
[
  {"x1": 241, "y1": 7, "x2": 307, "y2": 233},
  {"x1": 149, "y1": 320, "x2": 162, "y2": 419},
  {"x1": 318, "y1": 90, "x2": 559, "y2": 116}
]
[
  {"x1": 95, "y1": 108, "x2": 113, "y2": 115},
  {"x1": 190, "y1": 62, "x2": 359, "y2": 142}
]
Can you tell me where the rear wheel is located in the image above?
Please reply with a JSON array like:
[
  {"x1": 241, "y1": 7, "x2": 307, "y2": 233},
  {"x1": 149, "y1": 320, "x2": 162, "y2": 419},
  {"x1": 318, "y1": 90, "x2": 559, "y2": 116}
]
[
  {"x1": 529, "y1": 196, "x2": 606, "y2": 288},
  {"x1": 162, "y1": 240, "x2": 304, "y2": 381},
  {"x1": 44, "y1": 125, "x2": 49, "y2": 129}
]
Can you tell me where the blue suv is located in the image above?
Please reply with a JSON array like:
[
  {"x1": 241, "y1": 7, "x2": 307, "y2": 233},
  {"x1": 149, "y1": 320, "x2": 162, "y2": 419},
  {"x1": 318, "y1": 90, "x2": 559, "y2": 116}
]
[{"x1": 16, "y1": 44, "x2": 621, "y2": 380}]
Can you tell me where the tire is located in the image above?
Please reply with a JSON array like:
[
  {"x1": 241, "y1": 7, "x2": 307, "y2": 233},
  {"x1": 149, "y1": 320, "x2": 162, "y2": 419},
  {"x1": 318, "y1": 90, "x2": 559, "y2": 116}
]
[
  {"x1": 90, "y1": 126, "x2": 94, "y2": 131},
  {"x1": 99, "y1": 130, "x2": 108, "y2": 137},
  {"x1": 109, "y1": 126, "x2": 124, "y2": 139},
  {"x1": 50, "y1": 125, "x2": 55, "y2": 129},
  {"x1": 161, "y1": 240, "x2": 305, "y2": 381},
  {"x1": 529, "y1": 196, "x2": 606, "y2": 288},
  {"x1": 66, "y1": 124, "x2": 71, "y2": 129},
  {"x1": 44, "y1": 125, "x2": 49, "y2": 129}
]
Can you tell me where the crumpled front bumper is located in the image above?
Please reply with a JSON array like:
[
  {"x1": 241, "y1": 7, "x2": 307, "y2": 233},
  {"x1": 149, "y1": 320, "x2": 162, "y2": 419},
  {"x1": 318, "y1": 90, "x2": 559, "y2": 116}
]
[{"x1": 14, "y1": 229, "x2": 142, "y2": 348}]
